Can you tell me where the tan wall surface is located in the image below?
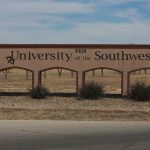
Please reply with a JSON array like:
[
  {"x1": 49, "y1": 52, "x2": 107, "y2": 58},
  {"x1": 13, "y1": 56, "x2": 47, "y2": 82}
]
[{"x1": 0, "y1": 44, "x2": 150, "y2": 95}]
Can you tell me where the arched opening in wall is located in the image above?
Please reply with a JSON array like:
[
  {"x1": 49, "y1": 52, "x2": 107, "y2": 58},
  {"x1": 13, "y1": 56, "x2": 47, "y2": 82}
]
[
  {"x1": 0, "y1": 68, "x2": 33, "y2": 92},
  {"x1": 129, "y1": 68, "x2": 150, "y2": 88},
  {"x1": 85, "y1": 68, "x2": 122, "y2": 94},
  {"x1": 40, "y1": 68, "x2": 77, "y2": 93}
]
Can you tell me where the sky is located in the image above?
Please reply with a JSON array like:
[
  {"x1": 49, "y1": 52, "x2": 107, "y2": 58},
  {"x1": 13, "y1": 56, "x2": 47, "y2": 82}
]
[{"x1": 0, "y1": 0, "x2": 150, "y2": 44}]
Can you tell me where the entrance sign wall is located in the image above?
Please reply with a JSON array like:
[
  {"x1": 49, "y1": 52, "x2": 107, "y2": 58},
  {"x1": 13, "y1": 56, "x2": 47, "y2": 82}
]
[{"x1": 0, "y1": 44, "x2": 150, "y2": 96}]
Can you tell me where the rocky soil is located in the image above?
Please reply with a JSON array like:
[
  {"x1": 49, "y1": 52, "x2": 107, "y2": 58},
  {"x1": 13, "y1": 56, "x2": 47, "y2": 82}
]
[{"x1": 0, "y1": 96, "x2": 150, "y2": 120}]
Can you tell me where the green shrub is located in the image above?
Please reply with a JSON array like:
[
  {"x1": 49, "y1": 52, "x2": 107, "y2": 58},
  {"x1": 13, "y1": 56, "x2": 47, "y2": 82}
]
[
  {"x1": 29, "y1": 85, "x2": 49, "y2": 99},
  {"x1": 79, "y1": 81, "x2": 104, "y2": 99},
  {"x1": 129, "y1": 81, "x2": 150, "y2": 101}
]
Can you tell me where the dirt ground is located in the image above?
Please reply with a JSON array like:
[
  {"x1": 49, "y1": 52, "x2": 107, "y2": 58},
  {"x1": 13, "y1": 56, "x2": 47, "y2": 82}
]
[
  {"x1": 0, "y1": 96, "x2": 150, "y2": 120},
  {"x1": 0, "y1": 68, "x2": 150, "y2": 120}
]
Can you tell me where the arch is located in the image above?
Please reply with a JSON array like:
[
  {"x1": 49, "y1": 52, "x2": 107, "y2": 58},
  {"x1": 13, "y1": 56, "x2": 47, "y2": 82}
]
[
  {"x1": 40, "y1": 66, "x2": 78, "y2": 73},
  {"x1": 0, "y1": 66, "x2": 34, "y2": 73},
  {"x1": 0, "y1": 66, "x2": 34, "y2": 92},
  {"x1": 84, "y1": 67, "x2": 123, "y2": 95},
  {"x1": 84, "y1": 67, "x2": 122, "y2": 74},
  {"x1": 128, "y1": 67, "x2": 150, "y2": 92},
  {"x1": 39, "y1": 66, "x2": 78, "y2": 93},
  {"x1": 128, "y1": 67, "x2": 150, "y2": 74}
]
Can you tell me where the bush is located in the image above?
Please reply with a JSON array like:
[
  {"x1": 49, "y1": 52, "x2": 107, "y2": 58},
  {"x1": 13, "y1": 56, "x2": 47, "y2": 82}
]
[
  {"x1": 129, "y1": 81, "x2": 150, "y2": 101},
  {"x1": 29, "y1": 85, "x2": 49, "y2": 99},
  {"x1": 79, "y1": 81, "x2": 104, "y2": 99}
]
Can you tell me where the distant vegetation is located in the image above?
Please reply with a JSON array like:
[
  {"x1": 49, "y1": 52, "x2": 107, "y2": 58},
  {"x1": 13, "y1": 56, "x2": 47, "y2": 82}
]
[
  {"x1": 79, "y1": 81, "x2": 104, "y2": 99},
  {"x1": 129, "y1": 81, "x2": 150, "y2": 101},
  {"x1": 29, "y1": 85, "x2": 49, "y2": 99}
]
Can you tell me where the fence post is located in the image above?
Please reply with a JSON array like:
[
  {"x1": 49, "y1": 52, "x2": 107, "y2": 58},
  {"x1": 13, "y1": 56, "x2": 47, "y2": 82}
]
[
  {"x1": 71, "y1": 71, "x2": 74, "y2": 77},
  {"x1": 44, "y1": 71, "x2": 47, "y2": 79},
  {"x1": 92, "y1": 70, "x2": 95, "y2": 77},
  {"x1": 4, "y1": 70, "x2": 8, "y2": 80},
  {"x1": 57, "y1": 68, "x2": 62, "y2": 77},
  {"x1": 33, "y1": 71, "x2": 40, "y2": 89},
  {"x1": 101, "y1": 69, "x2": 104, "y2": 77},
  {"x1": 77, "y1": 71, "x2": 84, "y2": 94},
  {"x1": 122, "y1": 71, "x2": 128, "y2": 96},
  {"x1": 26, "y1": 70, "x2": 29, "y2": 80}
]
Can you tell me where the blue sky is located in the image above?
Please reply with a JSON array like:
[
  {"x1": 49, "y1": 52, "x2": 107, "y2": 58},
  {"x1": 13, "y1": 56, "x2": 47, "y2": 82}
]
[{"x1": 0, "y1": 0, "x2": 150, "y2": 44}]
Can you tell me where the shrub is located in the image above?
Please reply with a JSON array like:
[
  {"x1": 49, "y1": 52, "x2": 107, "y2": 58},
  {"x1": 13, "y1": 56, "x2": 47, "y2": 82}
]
[
  {"x1": 79, "y1": 81, "x2": 104, "y2": 99},
  {"x1": 29, "y1": 85, "x2": 49, "y2": 99},
  {"x1": 129, "y1": 81, "x2": 150, "y2": 101}
]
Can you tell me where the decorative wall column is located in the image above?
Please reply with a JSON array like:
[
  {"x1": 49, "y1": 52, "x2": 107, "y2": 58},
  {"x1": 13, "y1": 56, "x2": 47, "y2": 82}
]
[
  {"x1": 77, "y1": 71, "x2": 85, "y2": 93},
  {"x1": 33, "y1": 71, "x2": 40, "y2": 88},
  {"x1": 122, "y1": 71, "x2": 129, "y2": 96}
]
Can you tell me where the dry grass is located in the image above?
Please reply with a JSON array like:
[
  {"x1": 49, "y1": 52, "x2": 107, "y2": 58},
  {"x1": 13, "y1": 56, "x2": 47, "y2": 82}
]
[{"x1": 1, "y1": 68, "x2": 150, "y2": 93}]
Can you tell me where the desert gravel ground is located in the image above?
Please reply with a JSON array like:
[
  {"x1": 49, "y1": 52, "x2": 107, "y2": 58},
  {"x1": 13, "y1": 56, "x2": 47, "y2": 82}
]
[
  {"x1": 0, "y1": 96, "x2": 150, "y2": 120},
  {"x1": 0, "y1": 96, "x2": 150, "y2": 111}
]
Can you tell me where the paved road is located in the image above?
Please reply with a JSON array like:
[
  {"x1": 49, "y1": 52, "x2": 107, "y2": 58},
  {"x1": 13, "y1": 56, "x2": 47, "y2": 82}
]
[{"x1": 0, "y1": 121, "x2": 150, "y2": 150}]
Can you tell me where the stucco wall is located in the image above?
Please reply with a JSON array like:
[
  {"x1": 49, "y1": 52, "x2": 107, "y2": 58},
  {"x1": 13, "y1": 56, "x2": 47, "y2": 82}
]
[{"x1": 0, "y1": 44, "x2": 150, "y2": 96}]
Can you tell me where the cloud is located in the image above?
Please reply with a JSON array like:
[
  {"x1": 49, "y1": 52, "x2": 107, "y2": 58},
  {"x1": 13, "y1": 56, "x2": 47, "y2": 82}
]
[
  {"x1": 113, "y1": 8, "x2": 142, "y2": 21},
  {"x1": 0, "y1": 0, "x2": 94, "y2": 14},
  {"x1": 0, "y1": 0, "x2": 150, "y2": 44},
  {"x1": 70, "y1": 21, "x2": 150, "y2": 44},
  {"x1": 0, "y1": 0, "x2": 96, "y2": 29},
  {"x1": 0, "y1": 20, "x2": 150, "y2": 44},
  {"x1": 101, "y1": 0, "x2": 149, "y2": 5}
]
